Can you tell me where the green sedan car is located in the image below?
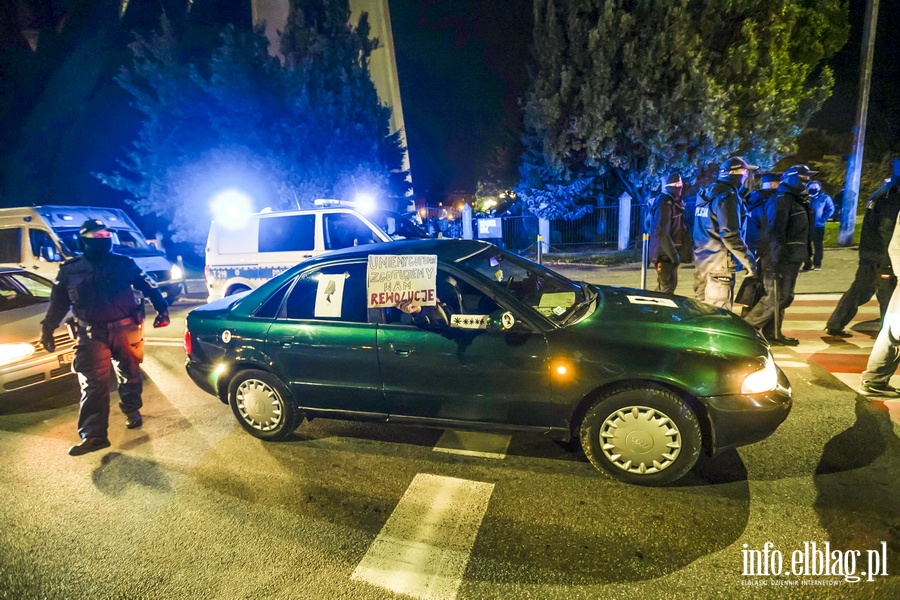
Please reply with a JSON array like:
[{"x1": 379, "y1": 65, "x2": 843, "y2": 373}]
[{"x1": 185, "y1": 239, "x2": 791, "y2": 486}]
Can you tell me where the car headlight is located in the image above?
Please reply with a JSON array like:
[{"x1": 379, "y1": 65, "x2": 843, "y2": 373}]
[
  {"x1": 0, "y1": 343, "x2": 36, "y2": 366},
  {"x1": 170, "y1": 265, "x2": 184, "y2": 281},
  {"x1": 741, "y1": 356, "x2": 778, "y2": 394}
]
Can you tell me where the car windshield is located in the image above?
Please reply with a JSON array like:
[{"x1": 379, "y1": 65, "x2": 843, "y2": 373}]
[
  {"x1": 460, "y1": 247, "x2": 592, "y2": 324},
  {"x1": 0, "y1": 272, "x2": 52, "y2": 312},
  {"x1": 369, "y1": 210, "x2": 430, "y2": 239},
  {"x1": 54, "y1": 227, "x2": 156, "y2": 256}
]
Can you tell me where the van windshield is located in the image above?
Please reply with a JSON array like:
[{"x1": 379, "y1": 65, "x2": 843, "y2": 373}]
[
  {"x1": 368, "y1": 211, "x2": 430, "y2": 240},
  {"x1": 54, "y1": 228, "x2": 159, "y2": 256}
]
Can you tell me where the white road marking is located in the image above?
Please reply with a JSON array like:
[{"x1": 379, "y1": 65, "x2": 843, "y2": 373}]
[
  {"x1": 433, "y1": 431, "x2": 511, "y2": 459},
  {"x1": 352, "y1": 473, "x2": 493, "y2": 600},
  {"x1": 773, "y1": 361, "x2": 808, "y2": 368}
]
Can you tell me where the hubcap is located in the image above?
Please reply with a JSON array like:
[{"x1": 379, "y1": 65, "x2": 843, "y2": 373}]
[
  {"x1": 235, "y1": 379, "x2": 283, "y2": 431},
  {"x1": 599, "y1": 405, "x2": 682, "y2": 474}
]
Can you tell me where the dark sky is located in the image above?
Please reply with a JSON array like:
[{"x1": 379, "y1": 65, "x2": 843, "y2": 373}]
[
  {"x1": 391, "y1": 0, "x2": 899, "y2": 199},
  {"x1": 389, "y1": 0, "x2": 531, "y2": 198}
]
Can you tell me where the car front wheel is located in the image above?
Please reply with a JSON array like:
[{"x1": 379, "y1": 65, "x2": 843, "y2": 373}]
[
  {"x1": 579, "y1": 386, "x2": 702, "y2": 486},
  {"x1": 228, "y1": 369, "x2": 303, "y2": 441}
]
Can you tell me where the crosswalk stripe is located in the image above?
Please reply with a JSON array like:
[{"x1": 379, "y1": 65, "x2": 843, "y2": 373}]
[{"x1": 352, "y1": 473, "x2": 493, "y2": 600}]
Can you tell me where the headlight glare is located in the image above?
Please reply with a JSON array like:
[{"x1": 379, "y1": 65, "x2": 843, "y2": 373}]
[
  {"x1": 741, "y1": 357, "x2": 778, "y2": 394},
  {"x1": 170, "y1": 265, "x2": 184, "y2": 281},
  {"x1": 0, "y1": 343, "x2": 36, "y2": 366}
]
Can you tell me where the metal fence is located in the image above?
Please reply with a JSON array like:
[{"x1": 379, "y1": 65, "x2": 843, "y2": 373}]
[{"x1": 486, "y1": 203, "x2": 648, "y2": 254}]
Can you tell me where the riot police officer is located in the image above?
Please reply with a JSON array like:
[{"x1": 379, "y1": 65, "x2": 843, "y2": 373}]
[
  {"x1": 41, "y1": 219, "x2": 170, "y2": 456},
  {"x1": 693, "y1": 156, "x2": 758, "y2": 310},
  {"x1": 744, "y1": 165, "x2": 816, "y2": 345}
]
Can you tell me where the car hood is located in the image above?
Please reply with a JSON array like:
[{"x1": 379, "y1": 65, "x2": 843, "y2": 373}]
[
  {"x1": 579, "y1": 285, "x2": 764, "y2": 346},
  {"x1": 131, "y1": 254, "x2": 172, "y2": 273},
  {"x1": 0, "y1": 302, "x2": 51, "y2": 343}
]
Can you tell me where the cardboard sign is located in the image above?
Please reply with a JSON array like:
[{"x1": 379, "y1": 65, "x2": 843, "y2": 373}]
[
  {"x1": 367, "y1": 255, "x2": 438, "y2": 308},
  {"x1": 315, "y1": 274, "x2": 346, "y2": 317}
]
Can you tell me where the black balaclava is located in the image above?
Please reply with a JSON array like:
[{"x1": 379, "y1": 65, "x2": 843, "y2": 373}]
[{"x1": 78, "y1": 236, "x2": 113, "y2": 260}]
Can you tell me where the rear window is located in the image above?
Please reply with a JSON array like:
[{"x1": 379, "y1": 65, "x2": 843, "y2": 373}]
[
  {"x1": 0, "y1": 228, "x2": 21, "y2": 263},
  {"x1": 259, "y1": 215, "x2": 315, "y2": 253}
]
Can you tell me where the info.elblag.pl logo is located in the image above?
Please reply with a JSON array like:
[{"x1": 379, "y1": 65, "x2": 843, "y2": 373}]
[{"x1": 741, "y1": 541, "x2": 889, "y2": 586}]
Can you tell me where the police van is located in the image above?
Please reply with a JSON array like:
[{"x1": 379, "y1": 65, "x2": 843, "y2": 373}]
[
  {"x1": 205, "y1": 201, "x2": 429, "y2": 301},
  {"x1": 0, "y1": 206, "x2": 184, "y2": 300}
]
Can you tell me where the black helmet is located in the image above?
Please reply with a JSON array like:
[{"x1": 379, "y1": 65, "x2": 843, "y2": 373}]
[
  {"x1": 719, "y1": 156, "x2": 758, "y2": 176},
  {"x1": 782, "y1": 164, "x2": 818, "y2": 185}
]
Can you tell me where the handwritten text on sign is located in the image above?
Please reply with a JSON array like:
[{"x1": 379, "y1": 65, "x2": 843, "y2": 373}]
[{"x1": 367, "y1": 255, "x2": 438, "y2": 308}]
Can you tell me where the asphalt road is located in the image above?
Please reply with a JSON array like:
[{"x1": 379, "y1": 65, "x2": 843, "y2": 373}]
[{"x1": 1, "y1": 300, "x2": 898, "y2": 599}]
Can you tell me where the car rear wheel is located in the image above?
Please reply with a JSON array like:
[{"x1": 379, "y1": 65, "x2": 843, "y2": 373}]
[
  {"x1": 228, "y1": 370, "x2": 303, "y2": 441},
  {"x1": 579, "y1": 386, "x2": 702, "y2": 486}
]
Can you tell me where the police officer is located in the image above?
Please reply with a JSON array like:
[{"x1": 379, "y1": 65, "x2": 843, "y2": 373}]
[
  {"x1": 744, "y1": 165, "x2": 815, "y2": 345},
  {"x1": 825, "y1": 159, "x2": 900, "y2": 337},
  {"x1": 41, "y1": 219, "x2": 170, "y2": 456},
  {"x1": 648, "y1": 173, "x2": 687, "y2": 294},
  {"x1": 693, "y1": 156, "x2": 758, "y2": 310},
  {"x1": 807, "y1": 180, "x2": 834, "y2": 270}
]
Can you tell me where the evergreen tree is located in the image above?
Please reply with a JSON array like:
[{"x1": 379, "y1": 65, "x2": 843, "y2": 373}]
[
  {"x1": 101, "y1": 0, "x2": 407, "y2": 248},
  {"x1": 519, "y1": 0, "x2": 848, "y2": 218}
]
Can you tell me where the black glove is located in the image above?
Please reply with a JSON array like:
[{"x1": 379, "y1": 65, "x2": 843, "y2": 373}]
[
  {"x1": 41, "y1": 328, "x2": 56, "y2": 353},
  {"x1": 153, "y1": 312, "x2": 170, "y2": 328}
]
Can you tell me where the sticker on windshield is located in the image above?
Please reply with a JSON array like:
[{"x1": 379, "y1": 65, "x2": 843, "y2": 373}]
[
  {"x1": 626, "y1": 295, "x2": 678, "y2": 308},
  {"x1": 367, "y1": 255, "x2": 437, "y2": 308},
  {"x1": 500, "y1": 312, "x2": 516, "y2": 329},
  {"x1": 450, "y1": 314, "x2": 489, "y2": 330},
  {"x1": 315, "y1": 274, "x2": 346, "y2": 317}
]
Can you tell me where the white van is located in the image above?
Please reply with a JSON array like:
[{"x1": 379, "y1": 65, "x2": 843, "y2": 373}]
[
  {"x1": 205, "y1": 204, "x2": 428, "y2": 301},
  {"x1": 0, "y1": 206, "x2": 184, "y2": 301}
]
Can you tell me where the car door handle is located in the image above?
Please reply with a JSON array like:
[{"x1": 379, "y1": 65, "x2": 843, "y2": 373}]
[
  {"x1": 275, "y1": 336, "x2": 294, "y2": 348},
  {"x1": 390, "y1": 343, "x2": 413, "y2": 357}
]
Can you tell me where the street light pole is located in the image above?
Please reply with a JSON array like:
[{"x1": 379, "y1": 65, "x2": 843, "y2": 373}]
[{"x1": 839, "y1": 0, "x2": 880, "y2": 246}]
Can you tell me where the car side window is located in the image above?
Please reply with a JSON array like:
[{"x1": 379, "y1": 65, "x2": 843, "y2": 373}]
[
  {"x1": 324, "y1": 213, "x2": 377, "y2": 250},
  {"x1": 254, "y1": 279, "x2": 293, "y2": 318},
  {"x1": 29, "y1": 229, "x2": 59, "y2": 260},
  {"x1": 281, "y1": 263, "x2": 368, "y2": 323},
  {"x1": 259, "y1": 215, "x2": 315, "y2": 253},
  {"x1": 383, "y1": 269, "x2": 501, "y2": 327},
  {"x1": 0, "y1": 228, "x2": 22, "y2": 263}
]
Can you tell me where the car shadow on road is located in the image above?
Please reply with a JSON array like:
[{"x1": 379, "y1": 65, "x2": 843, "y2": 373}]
[
  {"x1": 92, "y1": 451, "x2": 172, "y2": 496},
  {"x1": 813, "y1": 398, "x2": 900, "y2": 562}
]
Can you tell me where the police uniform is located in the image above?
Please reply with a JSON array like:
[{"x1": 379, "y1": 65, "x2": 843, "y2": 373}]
[
  {"x1": 692, "y1": 179, "x2": 756, "y2": 310},
  {"x1": 42, "y1": 219, "x2": 169, "y2": 455}
]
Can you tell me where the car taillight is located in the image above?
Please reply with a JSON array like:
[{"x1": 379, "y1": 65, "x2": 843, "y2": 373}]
[
  {"x1": 183, "y1": 329, "x2": 193, "y2": 355},
  {"x1": 204, "y1": 264, "x2": 210, "y2": 282}
]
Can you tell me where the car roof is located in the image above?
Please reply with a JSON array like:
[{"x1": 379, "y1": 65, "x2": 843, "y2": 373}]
[{"x1": 302, "y1": 239, "x2": 493, "y2": 268}]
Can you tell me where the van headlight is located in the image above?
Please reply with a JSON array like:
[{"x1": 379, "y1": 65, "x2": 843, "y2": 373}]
[
  {"x1": 0, "y1": 343, "x2": 35, "y2": 366},
  {"x1": 170, "y1": 265, "x2": 184, "y2": 281},
  {"x1": 741, "y1": 356, "x2": 778, "y2": 394}
]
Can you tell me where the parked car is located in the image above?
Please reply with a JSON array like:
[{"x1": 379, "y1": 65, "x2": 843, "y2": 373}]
[
  {"x1": 0, "y1": 269, "x2": 75, "y2": 396},
  {"x1": 184, "y1": 239, "x2": 791, "y2": 486}
]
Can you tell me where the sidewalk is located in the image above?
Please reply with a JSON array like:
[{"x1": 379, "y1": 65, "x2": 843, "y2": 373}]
[{"x1": 550, "y1": 246, "x2": 861, "y2": 297}]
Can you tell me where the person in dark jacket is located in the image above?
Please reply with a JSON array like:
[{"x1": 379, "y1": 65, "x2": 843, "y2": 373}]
[
  {"x1": 744, "y1": 173, "x2": 779, "y2": 263},
  {"x1": 858, "y1": 159, "x2": 900, "y2": 396},
  {"x1": 744, "y1": 165, "x2": 815, "y2": 345},
  {"x1": 41, "y1": 219, "x2": 170, "y2": 456},
  {"x1": 693, "y1": 156, "x2": 758, "y2": 310},
  {"x1": 807, "y1": 180, "x2": 834, "y2": 270},
  {"x1": 648, "y1": 173, "x2": 687, "y2": 294},
  {"x1": 825, "y1": 161, "x2": 900, "y2": 337}
]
